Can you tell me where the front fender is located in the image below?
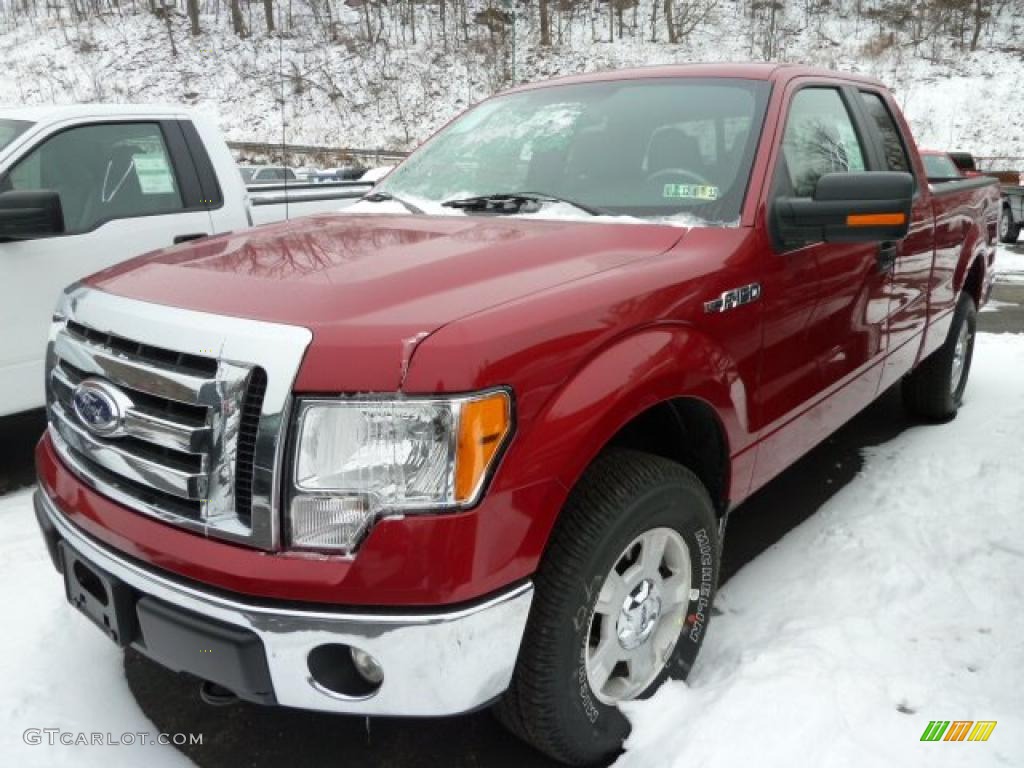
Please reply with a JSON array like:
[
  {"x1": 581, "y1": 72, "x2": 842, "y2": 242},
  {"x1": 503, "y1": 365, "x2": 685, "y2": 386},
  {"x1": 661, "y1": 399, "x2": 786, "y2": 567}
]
[{"x1": 508, "y1": 323, "x2": 753, "y2": 516}]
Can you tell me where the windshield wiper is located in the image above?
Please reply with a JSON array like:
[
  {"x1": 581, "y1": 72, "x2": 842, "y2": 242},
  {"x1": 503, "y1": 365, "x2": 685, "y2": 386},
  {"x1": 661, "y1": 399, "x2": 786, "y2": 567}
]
[
  {"x1": 441, "y1": 192, "x2": 610, "y2": 216},
  {"x1": 361, "y1": 191, "x2": 425, "y2": 215}
]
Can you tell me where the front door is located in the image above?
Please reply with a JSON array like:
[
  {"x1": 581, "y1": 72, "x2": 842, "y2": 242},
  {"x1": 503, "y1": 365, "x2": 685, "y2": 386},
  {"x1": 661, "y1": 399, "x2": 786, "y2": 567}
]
[{"x1": 751, "y1": 84, "x2": 891, "y2": 489}]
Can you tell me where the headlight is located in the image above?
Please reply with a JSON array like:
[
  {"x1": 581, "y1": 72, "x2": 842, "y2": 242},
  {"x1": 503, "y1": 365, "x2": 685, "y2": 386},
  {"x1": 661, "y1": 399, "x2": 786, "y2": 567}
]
[{"x1": 288, "y1": 390, "x2": 512, "y2": 553}]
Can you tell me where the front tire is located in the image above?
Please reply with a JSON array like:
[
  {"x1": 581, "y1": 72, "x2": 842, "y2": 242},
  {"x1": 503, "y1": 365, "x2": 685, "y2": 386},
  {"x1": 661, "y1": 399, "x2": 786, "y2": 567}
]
[
  {"x1": 495, "y1": 450, "x2": 720, "y2": 765},
  {"x1": 902, "y1": 292, "x2": 977, "y2": 420}
]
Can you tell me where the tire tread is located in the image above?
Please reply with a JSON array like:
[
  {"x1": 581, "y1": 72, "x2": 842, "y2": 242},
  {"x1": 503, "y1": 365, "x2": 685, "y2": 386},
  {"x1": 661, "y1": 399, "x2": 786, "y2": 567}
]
[{"x1": 902, "y1": 292, "x2": 976, "y2": 421}]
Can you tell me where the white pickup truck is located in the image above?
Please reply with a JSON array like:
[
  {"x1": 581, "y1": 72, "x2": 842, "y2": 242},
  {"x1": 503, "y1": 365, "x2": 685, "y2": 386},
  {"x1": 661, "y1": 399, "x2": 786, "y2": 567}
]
[{"x1": 0, "y1": 105, "x2": 372, "y2": 417}]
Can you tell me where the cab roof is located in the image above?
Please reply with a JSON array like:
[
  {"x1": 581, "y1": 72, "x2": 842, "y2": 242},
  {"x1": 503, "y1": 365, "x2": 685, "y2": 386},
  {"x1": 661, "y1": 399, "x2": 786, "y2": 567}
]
[
  {"x1": 507, "y1": 62, "x2": 885, "y2": 94},
  {"x1": 0, "y1": 103, "x2": 199, "y2": 124}
]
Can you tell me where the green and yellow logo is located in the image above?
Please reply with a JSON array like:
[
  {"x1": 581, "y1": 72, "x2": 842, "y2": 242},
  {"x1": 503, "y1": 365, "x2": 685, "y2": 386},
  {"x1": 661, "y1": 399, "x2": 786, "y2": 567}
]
[{"x1": 920, "y1": 720, "x2": 997, "y2": 742}]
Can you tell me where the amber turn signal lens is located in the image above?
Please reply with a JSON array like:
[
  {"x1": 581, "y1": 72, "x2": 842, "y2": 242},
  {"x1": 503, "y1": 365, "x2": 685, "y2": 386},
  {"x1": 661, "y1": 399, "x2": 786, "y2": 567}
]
[
  {"x1": 455, "y1": 392, "x2": 511, "y2": 503},
  {"x1": 846, "y1": 212, "x2": 906, "y2": 227}
]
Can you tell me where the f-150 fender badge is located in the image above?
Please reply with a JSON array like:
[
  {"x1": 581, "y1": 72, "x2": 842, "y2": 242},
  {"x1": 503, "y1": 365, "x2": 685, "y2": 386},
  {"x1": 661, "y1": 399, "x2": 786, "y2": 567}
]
[{"x1": 704, "y1": 283, "x2": 762, "y2": 314}]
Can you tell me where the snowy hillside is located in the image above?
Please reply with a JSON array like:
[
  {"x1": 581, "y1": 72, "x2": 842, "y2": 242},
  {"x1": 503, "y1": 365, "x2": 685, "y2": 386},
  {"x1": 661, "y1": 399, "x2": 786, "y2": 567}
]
[{"x1": 1, "y1": 1, "x2": 1022, "y2": 157}]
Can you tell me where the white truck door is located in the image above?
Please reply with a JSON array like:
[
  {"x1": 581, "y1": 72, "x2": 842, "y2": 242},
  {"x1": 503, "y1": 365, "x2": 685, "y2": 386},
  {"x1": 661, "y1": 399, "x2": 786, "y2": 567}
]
[{"x1": 0, "y1": 120, "x2": 214, "y2": 416}]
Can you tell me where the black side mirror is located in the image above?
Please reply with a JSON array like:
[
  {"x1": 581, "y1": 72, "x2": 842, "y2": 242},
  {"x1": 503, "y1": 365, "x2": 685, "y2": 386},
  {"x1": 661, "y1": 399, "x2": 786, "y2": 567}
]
[
  {"x1": 0, "y1": 190, "x2": 65, "y2": 241},
  {"x1": 772, "y1": 171, "x2": 913, "y2": 250}
]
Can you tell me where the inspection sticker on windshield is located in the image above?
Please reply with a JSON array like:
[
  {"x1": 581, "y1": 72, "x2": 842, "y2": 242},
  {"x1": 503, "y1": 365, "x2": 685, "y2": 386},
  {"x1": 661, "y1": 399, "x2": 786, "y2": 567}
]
[
  {"x1": 134, "y1": 154, "x2": 175, "y2": 195},
  {"x1": 663, "y1": 183, "x2": 719, "y2": 201}
]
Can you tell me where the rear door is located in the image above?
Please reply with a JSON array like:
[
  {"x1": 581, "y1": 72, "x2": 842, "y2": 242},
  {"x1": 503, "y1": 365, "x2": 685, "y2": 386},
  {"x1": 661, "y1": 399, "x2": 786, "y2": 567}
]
[
  {"x1": 854, "y1": 89, "x2": 936, "y2": 392},
  {"x1": 0, "y1": 119, "x2": 214, "y2": 415}
]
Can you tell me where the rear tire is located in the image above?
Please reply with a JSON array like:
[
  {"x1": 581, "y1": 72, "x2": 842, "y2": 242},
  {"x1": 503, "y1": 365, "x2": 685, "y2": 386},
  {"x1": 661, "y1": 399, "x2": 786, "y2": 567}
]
[
  {"x1": 494, "y1": 450, "x2": 720, "y2": 765},
  {"x1": 901, "y1": 292, "x2": 977, "y2": 421},
  {"x1": 1000, "y1": 205, "x2": 1021, "y2": 244}
]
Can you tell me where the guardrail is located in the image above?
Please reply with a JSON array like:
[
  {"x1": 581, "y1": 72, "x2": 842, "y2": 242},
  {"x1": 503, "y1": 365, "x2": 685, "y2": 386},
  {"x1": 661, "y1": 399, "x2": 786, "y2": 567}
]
[
  {"x1": 230, "y1": 141, "x2": 408, "y2": 167},
  {"x1": 975, "y1": 157, "x2": 1024, "y2": 172}
]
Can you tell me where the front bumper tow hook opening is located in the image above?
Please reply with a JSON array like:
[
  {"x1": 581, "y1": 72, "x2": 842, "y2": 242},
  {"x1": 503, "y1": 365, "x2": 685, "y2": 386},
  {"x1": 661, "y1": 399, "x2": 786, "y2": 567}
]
[{"x1": 199, "y1": 680, "x2": 239, "y2": 707}]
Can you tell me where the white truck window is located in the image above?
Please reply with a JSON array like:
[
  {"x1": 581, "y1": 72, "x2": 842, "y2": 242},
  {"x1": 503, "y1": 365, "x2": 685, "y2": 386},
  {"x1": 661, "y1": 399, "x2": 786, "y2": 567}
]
[
  {"x1": 254, "y1": 167, "x2": 295, "y2": 182},
  {"x1": 2, "y1": 122, "x2": 185, "y2": 234},
  {"x1": 0, "y1": 118, "x2": 32, "y2": 152}
]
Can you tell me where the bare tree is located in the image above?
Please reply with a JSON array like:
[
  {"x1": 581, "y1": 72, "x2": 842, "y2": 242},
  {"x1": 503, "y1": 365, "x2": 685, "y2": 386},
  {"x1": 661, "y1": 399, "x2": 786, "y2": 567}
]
[
  {"x1": 153, "y1": 1, "x2": 177, "y2": 56},
  {"x1": 970, "y1": 0, "x2": 991, "y2": 50},
  {"x1": 229, "y1": 0, "x2": 247, "y2": 37},
  {"x1": 664, "y1": 0, "x2": 717, "y2": 43},
  {"x1": 539, "y1": 0, "x2": 551, "y2": 44},
  {"x1": 186, "y1": 0, "x2": 200, "y2": 35},
  {"x1": 264, "y1": 0, "x2": 276, "y2": 33}
]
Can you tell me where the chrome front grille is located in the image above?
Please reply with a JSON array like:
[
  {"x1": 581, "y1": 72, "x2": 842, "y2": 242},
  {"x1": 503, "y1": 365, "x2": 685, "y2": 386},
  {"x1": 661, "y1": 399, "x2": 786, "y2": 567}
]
[{"x1": 46, "y1": 284, "x2": 313, "y2": 550}]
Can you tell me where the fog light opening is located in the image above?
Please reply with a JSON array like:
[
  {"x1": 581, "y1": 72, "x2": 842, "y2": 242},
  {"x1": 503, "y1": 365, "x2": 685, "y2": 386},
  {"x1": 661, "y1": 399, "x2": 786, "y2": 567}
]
[{"x1": 307, "y1": 643, "x2": 383, "y2": 699}]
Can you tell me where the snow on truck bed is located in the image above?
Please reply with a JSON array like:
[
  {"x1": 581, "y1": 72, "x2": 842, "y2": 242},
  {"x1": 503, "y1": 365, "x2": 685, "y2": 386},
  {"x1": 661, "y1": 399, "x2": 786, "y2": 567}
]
[{"x1": 1, "y1": 334, "x2": 1023, "y2": 767}]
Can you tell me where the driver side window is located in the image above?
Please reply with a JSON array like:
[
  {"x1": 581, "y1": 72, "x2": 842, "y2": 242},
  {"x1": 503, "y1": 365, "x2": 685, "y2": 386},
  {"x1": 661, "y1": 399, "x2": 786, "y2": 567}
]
[
  {"x1": 781, "y1": 88, "x2": 866, "y2": 197},
  {"x1": 3, "y1": 122, "x2": 185, "y2": 235}
]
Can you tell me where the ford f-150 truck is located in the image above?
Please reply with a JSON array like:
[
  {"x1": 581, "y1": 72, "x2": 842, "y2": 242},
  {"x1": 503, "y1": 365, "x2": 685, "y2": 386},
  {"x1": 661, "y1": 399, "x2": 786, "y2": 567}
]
[
  {"x1": 0, "y1": 105, "x2": 371, "y2": 417},
  {"x1": 32, "y1": 64, "x2": 999, "y2": 765}
]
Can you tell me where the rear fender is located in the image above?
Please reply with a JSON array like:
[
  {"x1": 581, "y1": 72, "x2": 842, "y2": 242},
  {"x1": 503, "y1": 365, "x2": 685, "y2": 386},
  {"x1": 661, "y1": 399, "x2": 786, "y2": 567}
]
[{"x1": 953, "y1": 216, "x2": 994, "y2": 305}]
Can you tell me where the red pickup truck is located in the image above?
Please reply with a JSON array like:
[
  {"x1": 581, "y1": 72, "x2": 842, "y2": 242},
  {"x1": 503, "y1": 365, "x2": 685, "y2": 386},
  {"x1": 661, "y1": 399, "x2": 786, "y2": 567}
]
[{"x1": 34, "y1": 64, "x2": 999, "y2": 765}]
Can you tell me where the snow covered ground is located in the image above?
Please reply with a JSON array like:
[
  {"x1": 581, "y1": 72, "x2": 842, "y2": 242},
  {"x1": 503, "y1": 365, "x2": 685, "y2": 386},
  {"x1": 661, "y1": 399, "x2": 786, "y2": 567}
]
[
  {"x1": 617, "y1": 332, "x2": 1024, "y2": 768},
  {"x1": 995, "y1": 244, "x2": 1024, "y2": 284},
  {"x1": 0, "y1": 490, "x2": 191, "y2": 767},
  {"x1": 1, "y1": 334, "x2": 1021, "y2": 767}
]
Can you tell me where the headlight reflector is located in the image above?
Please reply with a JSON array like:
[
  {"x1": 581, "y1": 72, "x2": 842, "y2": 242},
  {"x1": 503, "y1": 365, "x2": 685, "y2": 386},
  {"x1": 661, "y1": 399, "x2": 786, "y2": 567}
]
[{"x1": 289, "y1": 391, "x2": 511, "y2": 552}]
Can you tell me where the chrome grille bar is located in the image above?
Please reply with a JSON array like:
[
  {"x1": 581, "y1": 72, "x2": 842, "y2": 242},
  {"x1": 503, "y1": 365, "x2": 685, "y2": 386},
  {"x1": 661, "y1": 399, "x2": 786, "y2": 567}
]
[
  {"x1": 53, "y1": 331, "x2": 216, "y2": 405},
  {"x1": 45, "y1": 284, "x2": 313, "y2": 550},
  {"x1": 51, "y1": 402, "x2": 208, "y2": 499},
  {"x1": 51, "y1": 363, "x2": 212, "y2": 453}
]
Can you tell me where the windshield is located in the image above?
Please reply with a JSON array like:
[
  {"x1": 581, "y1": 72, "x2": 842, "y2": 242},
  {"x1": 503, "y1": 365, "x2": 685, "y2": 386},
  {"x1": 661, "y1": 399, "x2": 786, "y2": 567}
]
[
  {"x1": 0, "y1": 119, "x2": 33, "y2": 154},
  {"x1": 239, "y1": 167, "x2": 256, "y2": 183},
  {"x1": 922, "y1": 154, "x2": 959, "y2": 179},
  {"x1": 376, "y1": 78, "x2": 770, "y2": 224}
]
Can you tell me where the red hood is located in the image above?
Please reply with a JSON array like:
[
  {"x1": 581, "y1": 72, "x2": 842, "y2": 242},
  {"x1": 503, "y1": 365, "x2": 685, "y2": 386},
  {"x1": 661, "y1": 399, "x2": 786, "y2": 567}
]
[{"x1": 87, "y1": 213, "x2": 687, "y2": 391}]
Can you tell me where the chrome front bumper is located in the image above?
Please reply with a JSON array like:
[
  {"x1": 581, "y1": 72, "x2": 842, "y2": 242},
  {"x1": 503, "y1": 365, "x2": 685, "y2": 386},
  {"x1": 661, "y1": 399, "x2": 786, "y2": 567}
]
[{"x1": 37, "y1": 490, "x2": 533, "y2": 716}]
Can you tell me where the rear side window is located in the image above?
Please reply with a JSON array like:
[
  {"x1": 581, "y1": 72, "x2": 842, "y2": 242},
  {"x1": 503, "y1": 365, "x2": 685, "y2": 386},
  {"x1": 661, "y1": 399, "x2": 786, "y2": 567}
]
[
  {"x1": 3, "y1": 122, "x2": 184, "y2": 234},
  {"x1": 949, "y1": 152, "x2": 976, "y2": 172},
  {"x1": 859, "y1": 91, "x2": 911, "y2": 173},
  {"x1": 921, "y1": 153, "x2": 960, "y2": 180},
  {"x1": 780, "y1": 88, "x2": 866, "y2": 197}
]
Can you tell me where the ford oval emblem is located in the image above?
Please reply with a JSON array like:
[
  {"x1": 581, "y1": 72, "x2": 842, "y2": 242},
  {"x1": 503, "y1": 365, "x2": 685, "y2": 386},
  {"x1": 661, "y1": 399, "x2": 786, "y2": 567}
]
[{"x1": 72, "y1": 379, "x2": 130, "y2": 437}]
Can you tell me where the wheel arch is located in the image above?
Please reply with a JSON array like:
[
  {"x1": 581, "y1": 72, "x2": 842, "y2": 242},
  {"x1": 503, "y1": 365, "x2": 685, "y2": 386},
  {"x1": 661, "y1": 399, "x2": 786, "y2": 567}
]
[
  {"x1": 959, "y1": 248, "x2": 988, "y2": 307},
  {"x1": 953, "y1": 207, "x2": 993, "y2": 306},
  {"x1": 604, "y1": 397, "x2": 730, "y2": 518}
]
